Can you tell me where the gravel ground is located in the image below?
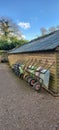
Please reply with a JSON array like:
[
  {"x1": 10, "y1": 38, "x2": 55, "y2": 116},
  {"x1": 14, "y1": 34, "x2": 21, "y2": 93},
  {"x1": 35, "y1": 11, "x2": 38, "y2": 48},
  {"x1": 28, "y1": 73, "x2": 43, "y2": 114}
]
[{"x1": 0, "y1": 63, "x2": 59, "y2": 130}]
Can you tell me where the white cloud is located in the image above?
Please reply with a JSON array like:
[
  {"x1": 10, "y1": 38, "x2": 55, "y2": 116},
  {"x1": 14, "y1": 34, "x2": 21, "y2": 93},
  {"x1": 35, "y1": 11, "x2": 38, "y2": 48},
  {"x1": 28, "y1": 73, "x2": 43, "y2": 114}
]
[
  {"x1": 22, "y1": 35, "x2": 26, "y2": 39},
  {"x1": 18, "y1": 22, "x2": 31, "y2": 29}
]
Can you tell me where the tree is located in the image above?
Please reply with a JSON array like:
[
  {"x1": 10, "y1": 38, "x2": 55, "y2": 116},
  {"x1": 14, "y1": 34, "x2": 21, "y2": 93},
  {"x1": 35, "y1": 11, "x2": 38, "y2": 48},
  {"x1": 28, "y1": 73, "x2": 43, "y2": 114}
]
[
  {"x1": 0, "y1": 35, "x2": 28, "y2": 50},
  {"x1": 40, "y1": 27, "x2": 47, "y2": 36},
  {"x1": 56, "y1": 25, "x2": 59, "y2": 30},
  {"x1": 0, "y1": 17, "x2": 22, "y2": 39},
  {"x1": 0, "y1": 17, "x2": 28, "y2": 50},
  {"x1": 48, "y1": 26, "x2": 56, "y2": 33}
]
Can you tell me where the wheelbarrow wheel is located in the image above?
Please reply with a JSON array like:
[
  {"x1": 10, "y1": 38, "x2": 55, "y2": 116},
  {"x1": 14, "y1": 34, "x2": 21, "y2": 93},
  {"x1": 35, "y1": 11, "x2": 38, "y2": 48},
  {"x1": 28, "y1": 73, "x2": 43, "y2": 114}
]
[
  {"x1": 25, "y1": 75, "x2": 30, "y2": 82},
  {"x1": 30, "y1": 78, "x2": 36, "y2": 86},
  {"x1": 27, "y1": 77, "x2": 32, "y2": 83},
  {"x1": 33, "y1": 82, "x2": 41, "y2": 91},
  {"x1": 19, "y1": 73, "x2": 23, "y2": 79},
  {"x1": 20, "y1": 74, "x2": 24, "y2": 79},
  {"x1": 19, "y1": 73, "x2": 21, "y2": 78},
  {"x1": 23, "y1": 74, "x2": 28, "y2": 80},
  {"x1": 26, "y1": 76, "x2": 32, "y2": 83}
]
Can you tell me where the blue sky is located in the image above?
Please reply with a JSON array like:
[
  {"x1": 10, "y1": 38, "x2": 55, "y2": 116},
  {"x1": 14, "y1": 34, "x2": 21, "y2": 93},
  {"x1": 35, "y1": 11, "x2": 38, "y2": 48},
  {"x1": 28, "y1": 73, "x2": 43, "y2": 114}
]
[{"x1": 0, "y1": 0, "x2": 59, "y2": 40}]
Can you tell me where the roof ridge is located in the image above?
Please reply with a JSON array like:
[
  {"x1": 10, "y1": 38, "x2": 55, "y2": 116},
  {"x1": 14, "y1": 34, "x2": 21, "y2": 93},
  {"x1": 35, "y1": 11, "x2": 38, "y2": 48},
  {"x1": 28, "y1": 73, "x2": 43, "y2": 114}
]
[
  {"x1": 29, "y1": 30, "x2": 59, "y2": 43},
  {"x1": 9, "y1": 29, "x2": 59, "y2": 54}
]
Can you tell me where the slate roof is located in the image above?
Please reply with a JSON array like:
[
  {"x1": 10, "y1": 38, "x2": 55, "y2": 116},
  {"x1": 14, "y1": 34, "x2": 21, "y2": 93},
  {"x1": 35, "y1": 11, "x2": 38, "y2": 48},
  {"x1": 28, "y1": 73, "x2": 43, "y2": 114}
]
[{"x1": 9, "y1": 30, "x2": 59, "y2": 54}]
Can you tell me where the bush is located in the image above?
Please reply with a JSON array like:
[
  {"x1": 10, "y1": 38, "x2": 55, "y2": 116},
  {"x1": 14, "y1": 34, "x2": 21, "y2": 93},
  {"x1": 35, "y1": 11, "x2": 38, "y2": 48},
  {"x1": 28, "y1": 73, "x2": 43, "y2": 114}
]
[{"x1": 0, "y1": 39, "x2": 28, "y2": 50}]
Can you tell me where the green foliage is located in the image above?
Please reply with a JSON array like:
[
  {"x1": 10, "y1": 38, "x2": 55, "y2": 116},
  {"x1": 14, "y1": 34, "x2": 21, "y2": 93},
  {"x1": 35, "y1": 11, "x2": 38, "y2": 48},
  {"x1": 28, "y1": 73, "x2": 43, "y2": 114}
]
[
  {"x1": 0, "y1": 17, "x2": 29, "y2": 50},
  {"x1": 0, "y1": 17, "x2": 22, "y2": 38},
  {"x1": 16, "y1": 39, "x2": 29, "y2": 47},
  {"x1": 0, "y1": 50, "x2": 5, "y2": 55},
  {"x1": 0, "y1": 37, "x2": 28, "y2": 50}
]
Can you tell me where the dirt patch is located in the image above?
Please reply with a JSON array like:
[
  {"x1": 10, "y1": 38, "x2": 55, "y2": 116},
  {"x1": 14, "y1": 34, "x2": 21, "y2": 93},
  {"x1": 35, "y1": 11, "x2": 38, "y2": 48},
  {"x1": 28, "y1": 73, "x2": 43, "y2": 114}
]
[{"x1": 0, "y1": 63, "x2": 59, "y2": 130}]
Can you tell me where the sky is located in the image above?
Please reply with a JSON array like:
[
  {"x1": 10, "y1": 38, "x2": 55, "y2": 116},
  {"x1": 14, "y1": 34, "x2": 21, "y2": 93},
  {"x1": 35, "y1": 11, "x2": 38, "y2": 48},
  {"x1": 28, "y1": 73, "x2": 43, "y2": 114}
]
[{"x1": 0, "y1": 0, "x2": 59, "y2": 40}]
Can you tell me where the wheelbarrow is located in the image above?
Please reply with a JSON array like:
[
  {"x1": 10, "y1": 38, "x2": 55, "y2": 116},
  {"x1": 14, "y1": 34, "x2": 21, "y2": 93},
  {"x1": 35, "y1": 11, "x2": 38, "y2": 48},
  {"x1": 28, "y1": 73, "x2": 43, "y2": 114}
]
[
  {"x1": 26, "y1": 59, "x2": 47, "y2": 85},
  {"x1": 18, "y1": 58, "x2": 34, "y2": 79},
  {"x1": 24, "y1": 58, "x2": 39, "y2": 81},
  {"x1": 12, "y1": 59, "x2": 25, "y2": 76},
  {"x1": 32, "y1": 61, "x2": 55, "y2": 91}
]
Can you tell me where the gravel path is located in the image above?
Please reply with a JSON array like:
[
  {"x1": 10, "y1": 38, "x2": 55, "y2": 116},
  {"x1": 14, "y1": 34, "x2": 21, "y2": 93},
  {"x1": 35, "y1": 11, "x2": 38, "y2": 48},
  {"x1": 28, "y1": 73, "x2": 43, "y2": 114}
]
[{"x1": 0, "y1": 63, "x2": 59, "y2": 130}]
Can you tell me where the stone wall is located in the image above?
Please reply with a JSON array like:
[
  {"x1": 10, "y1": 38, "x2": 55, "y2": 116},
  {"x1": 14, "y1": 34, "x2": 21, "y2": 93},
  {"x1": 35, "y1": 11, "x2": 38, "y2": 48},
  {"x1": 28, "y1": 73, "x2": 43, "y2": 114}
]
[{"x1": 8, "y1": 52, "x2": 58, "y2": 93}]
